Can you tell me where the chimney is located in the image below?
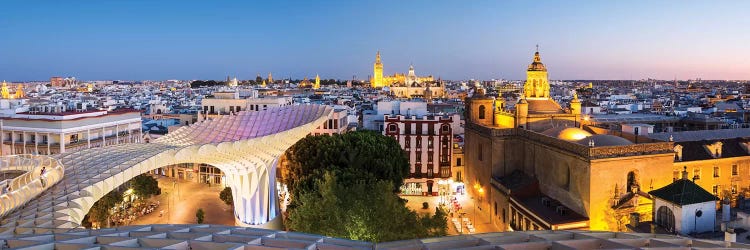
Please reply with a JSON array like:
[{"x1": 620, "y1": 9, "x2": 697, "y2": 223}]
[{"x1": 682, "y1": 166, "x2": 689, "y2": 180}]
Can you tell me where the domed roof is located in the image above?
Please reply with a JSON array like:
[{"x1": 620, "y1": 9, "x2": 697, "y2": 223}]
[
  {"x1": 541, "y1": 127, "x2": 592, "y2": 141},
  {"x1": 527, "y1": 51, "x2": 547, "y2": 72},
  {"x1": 575, "y1": 134, "x2": 634, "y2": 147}
]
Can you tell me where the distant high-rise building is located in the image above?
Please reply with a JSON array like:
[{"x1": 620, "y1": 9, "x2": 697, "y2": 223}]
[{"x1": 50, "y1": 77, "x2": 63, "y2": 87}]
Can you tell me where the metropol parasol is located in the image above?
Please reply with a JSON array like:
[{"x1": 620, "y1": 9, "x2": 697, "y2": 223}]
[{"x1": 0, "y1": 105, "x2": 333, "y2": 231}]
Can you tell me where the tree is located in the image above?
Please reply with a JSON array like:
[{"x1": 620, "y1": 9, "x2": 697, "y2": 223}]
[
  {"x1": 131, "y1": 174, "x2": 160, "y2": 199},
  {"x1": 288, "y1": 171, "x2": 445, "y2": 242},
  {"x1": 282, "y1": 131, "x2": 409, "y2": 205},
  {"x1": 196, "y1": 208, "x2": 205, "y2": 224},
  {"x1": 87, "y1": 190, "x2": 124, "y2": 228},
  {"x1": 219, "y1": 187, "x2": 233, "y2": 206}
]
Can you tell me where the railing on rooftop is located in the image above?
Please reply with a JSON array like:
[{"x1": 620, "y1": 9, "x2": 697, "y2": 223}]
[{"x1": 0, "y1": 154, "x2": 65, "y2": 218}]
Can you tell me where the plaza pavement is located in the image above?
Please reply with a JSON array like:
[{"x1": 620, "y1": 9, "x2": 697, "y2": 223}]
[
  {"x1": 401, "y1": 194, "x2": 500, "y2": 235},
  {"x1": 129, "y1": 176, "x2": 235, "y2": 226}
]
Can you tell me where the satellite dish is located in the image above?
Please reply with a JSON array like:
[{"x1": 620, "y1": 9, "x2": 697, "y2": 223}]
[{"x1": 696, "y1": 210, "x2": 703, "y2": 217}]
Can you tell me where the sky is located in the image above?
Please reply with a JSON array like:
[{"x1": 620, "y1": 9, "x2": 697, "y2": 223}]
[{"x1": 0, "y1": 0, "x2": 748, "y2": 81}]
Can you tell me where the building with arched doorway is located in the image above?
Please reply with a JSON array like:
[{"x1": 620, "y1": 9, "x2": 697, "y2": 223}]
[{"x1": 649, "y1": 168, "x2": 717, "y2": 235}]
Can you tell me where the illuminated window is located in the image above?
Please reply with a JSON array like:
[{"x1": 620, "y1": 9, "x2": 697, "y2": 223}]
[
  {"x1": 713, "y1": 185, "x2": 719, "y2": 195},
  {"x1": 693, "y1": 168, "x2": 700, "y2": 180},
  {"x1": 714, "y1": 166, "x2": 720, "y2": 178}
]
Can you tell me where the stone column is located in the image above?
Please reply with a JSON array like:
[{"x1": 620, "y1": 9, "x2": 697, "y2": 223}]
[
  {"x1": 34, "y1": 132, "x2": 39, "y2": 154},
  {"x1": 22, "y1": 131, "x2": 26, "y2": 154},
  {"x1": 59, "y1": 132, "x2": 65, "y2": 154}
]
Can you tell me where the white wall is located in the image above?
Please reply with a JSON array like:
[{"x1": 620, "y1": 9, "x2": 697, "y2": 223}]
[
  {"x1": 653, "y1": 198, "x2": 715, "y2": 235},
  {"x1": 680, "y1": 202, "x2": 716, "y2": 234}
]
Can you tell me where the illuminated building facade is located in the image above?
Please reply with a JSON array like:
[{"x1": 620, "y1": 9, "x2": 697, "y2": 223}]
[
  {"x1": 464, "y1": 49, "x2": 676, "y2": 232},
  {"x1": 369, "y1": 51, "x2": 434, "y2": 88},
  {"x1": 384, "y1": 113, "x2": 453, "y2": 196}
]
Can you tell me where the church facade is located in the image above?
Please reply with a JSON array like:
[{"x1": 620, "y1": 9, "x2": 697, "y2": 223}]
[{"x1": 464, "y1": 50, "x2": 676, "y2": 231}]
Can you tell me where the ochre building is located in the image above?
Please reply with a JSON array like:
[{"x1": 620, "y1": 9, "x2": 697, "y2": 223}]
[{"x1": 464, "y1": 50, "x2": 676, "y2": 232}]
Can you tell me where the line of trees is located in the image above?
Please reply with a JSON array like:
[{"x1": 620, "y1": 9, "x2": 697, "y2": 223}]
[{"x1": 282, "y1": 131, "x2": 447, "y2": 242}]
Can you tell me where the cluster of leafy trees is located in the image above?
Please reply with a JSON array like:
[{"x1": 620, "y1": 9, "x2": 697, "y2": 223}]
[
  {"x1": 83, "y1": 190, "x2": 123, "y2": 228},
  {"x1": 82, "y1": 174, "x2": 160, "y2": 228},
  {"x1": 283, "y1": 131, "x2": 447, "y2": 242},
  {"x1": 131, "y1": 174, "x2": 160, "y2": 198}
]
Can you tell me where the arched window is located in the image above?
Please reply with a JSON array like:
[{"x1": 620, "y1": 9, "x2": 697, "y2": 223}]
[
  {"x1": 478, "y1": 105, "x2": 486, "y2": 119},
  {"x1": 388, "y1": 124, "x2": 398, "y2": 133},
  {"x1": 656, "y1": 206, "x2": 675, "y2": 232}
]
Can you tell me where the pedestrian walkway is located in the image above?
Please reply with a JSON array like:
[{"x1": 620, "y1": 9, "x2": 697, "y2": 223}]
[
  {"x1": 400, "y1": 193, "x2": 500, "y2": 235},
  {"x1": 129, "y1": 176, "x2": 234, "y2": 226}
]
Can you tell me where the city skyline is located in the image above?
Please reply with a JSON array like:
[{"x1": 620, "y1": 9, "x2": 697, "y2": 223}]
[{"x1": 1, "y1": 0, "x2": 749, "y2": 81}]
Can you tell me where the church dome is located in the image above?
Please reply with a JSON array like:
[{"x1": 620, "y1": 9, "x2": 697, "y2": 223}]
[
  {"x1": 541, "y1": 127, "x2": 592, "y2": 141},
  {"x1": 575, "y1": 134, "x2": 634, "y2": 147},
  {"x1": 527, "y1": 51, "x2": 547, "y2": 72}
]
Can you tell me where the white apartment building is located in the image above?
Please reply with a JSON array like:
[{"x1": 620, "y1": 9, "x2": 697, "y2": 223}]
[
  {"x1": 311, "y1": 107, "x2": 350, "y2": 136},
  {"x1": 201, "y1": 92, "x2": 293, "y2": 120},
  {"x1": 1, "y1": 109, "x2": 142, "y2": 155}
]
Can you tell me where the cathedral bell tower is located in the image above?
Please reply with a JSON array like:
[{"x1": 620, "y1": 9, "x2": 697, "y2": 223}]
[
  {"x1": 314, "y1": 74, "x2": 321, "y2": 89},
  {"x1": 372, "y1": 51, "x2": 384, "y2": 88}
]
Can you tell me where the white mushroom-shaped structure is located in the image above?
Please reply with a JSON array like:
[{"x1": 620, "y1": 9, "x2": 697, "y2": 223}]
[{"x1": 0, "y1": 105, "x2": 333, "y2": 232}]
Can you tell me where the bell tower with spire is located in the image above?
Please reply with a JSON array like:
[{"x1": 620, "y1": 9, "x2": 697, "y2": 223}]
[
  {"x1": 524, "y1": 46, "x2": 551, "y2": 99},
  {"x1": 314, "y1": 74, "x2": 321, "y2": 89},
  {"x1": 372, "y1": 51, "x2": 384, "y2": 88}
]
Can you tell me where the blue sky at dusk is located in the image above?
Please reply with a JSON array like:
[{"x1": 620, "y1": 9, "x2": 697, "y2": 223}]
[{"x1": 0, "y1": 0, "x2": 748, "y2": 81}]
